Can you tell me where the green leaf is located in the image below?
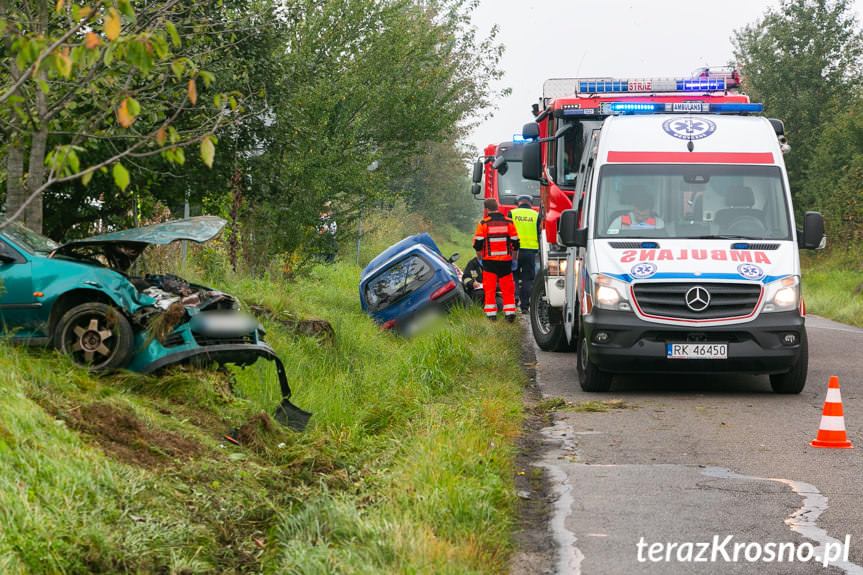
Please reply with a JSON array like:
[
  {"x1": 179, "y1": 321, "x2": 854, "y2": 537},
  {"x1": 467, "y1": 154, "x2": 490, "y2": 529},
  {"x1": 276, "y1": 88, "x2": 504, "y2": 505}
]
[
  {"x1": 66, "y1": 149, "x2": 80, "y2": 174},
  {"x1": 200, "y1": 136, "x2": 215, "y2": 168},
  {"x1": 104, "y1": 42, "x2": 115, "y2": 66},
  {"x1": 126, "y1": 40, "x2": 152, "y2": 74},
  {"x1": 112, "y1": 163, "x2": 130, "y2": 191},
  {"x1": 126, "y1": 97, "x2": 140, "y2": 116},
  {"x1": 37, "y1": 78, "x2": 50, "y2": 94},
  {"x1": 170, "y1": 59, "x2": 184, "y2": 79},
  {"x1": 198, "y1": 70, "x2": 214, "y2": 88},
  {"x1": 165, "y1": 20, "x2": 180, "y2": 48},
  {"x1": 82, "y1": 170, "x2": 93, "y2": 186},
  {"x1": 117, "y1": 0, "x2": 136, "y2": 24}
]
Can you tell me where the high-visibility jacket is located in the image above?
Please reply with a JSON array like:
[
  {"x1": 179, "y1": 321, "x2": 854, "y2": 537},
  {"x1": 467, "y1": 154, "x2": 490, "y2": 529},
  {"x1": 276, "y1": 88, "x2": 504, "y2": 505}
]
[
  {"x1": 621, "y1": 215, "x2": 655, "y2": 227},
  {"x1": 510, "y1": 207, "x2": 539, "y2": 250},
  {"x1": 473, "y1": 212, "x2": 519, "y2": 261}
]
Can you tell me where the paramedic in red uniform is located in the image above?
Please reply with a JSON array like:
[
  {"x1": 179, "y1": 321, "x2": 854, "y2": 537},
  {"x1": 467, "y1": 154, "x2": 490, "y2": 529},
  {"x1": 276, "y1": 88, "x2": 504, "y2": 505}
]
[
  {"x1": 473, "y1": 198, "x2": 519, "y2": 322},
  {"x1": 607, "y1": 189, "x2": 665, "y2": 233}
]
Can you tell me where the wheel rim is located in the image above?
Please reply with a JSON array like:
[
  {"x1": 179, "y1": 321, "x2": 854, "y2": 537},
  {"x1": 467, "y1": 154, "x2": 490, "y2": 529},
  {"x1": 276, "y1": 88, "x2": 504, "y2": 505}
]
[
  {"x1": 534, "y1": 290, "x2": 553, "y2": 336},
  {"x1": 68, "y1": 316, "x2": 116, "y2": 364}
]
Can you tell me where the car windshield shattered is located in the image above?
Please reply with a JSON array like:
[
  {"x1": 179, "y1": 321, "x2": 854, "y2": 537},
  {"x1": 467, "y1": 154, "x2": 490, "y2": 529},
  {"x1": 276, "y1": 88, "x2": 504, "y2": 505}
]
[{"x1": 0, "y1": 220, "x2": 60, "y2": 253}]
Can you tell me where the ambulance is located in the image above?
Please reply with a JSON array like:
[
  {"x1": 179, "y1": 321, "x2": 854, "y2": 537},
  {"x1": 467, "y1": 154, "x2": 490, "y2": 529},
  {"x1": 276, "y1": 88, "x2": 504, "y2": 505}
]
[{"x1": 522, "y1": 72, "x2": 825, "y2": 393}]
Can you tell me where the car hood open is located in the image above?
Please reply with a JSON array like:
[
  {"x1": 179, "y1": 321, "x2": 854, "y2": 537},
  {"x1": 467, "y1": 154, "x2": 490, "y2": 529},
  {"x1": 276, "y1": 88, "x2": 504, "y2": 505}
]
[{"x1": 51, "y1": 216, "x2": 226, "y2": 272}]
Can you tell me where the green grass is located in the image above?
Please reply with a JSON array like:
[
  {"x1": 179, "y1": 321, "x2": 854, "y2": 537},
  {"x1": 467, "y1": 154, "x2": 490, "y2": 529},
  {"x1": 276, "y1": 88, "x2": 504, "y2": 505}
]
[
  {"x1": 801, "y1": 246, "x2": 863, "y2": 328},
  {"x1": 0, "y1": 210, "x2": 526, "y2": 574}
]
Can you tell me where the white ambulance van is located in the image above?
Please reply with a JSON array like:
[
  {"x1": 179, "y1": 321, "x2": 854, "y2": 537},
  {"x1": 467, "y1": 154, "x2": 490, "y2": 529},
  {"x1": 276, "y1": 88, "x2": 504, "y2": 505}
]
[{"x1": 553, "y1": 104, "x2": 825, "y2": 393}]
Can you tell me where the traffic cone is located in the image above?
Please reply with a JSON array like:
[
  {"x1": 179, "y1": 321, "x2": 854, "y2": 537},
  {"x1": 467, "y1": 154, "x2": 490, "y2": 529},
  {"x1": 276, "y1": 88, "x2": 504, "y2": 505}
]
[{"x1": 810, "y1": 376, "x2": 853, "y2": 449}]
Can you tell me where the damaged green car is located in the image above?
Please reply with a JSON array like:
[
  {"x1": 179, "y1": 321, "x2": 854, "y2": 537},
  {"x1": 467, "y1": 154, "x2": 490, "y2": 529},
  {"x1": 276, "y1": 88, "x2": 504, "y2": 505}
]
[{"x1": 0, "y1": 216, "x2": 310, "y2": 430}]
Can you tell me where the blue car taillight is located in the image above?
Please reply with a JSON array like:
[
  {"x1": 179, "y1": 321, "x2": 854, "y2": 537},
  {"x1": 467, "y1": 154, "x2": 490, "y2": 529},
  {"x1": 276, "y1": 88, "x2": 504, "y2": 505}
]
[{"x1": 430, "y1": 279, "x2": 456, "y2": 300}]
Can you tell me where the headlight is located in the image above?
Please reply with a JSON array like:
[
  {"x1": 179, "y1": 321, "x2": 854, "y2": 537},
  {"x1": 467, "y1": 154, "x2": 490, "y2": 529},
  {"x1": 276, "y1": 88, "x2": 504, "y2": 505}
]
[
  {"x1": 593, "y1": 274, "x2": 631, "y2": 311},
  {"x1": 548, "y1": 257, "x2": 567, "y2": 276},
  {"x1": 762, "y1": 276, "x2": 799, "y2": 312}
]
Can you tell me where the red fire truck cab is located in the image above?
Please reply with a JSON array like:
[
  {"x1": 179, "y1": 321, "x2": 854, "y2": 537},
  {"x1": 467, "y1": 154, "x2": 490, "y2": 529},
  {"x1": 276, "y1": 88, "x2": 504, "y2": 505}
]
[{"x1": 471, "y1": 140, "x2": 540, "y2": 216}]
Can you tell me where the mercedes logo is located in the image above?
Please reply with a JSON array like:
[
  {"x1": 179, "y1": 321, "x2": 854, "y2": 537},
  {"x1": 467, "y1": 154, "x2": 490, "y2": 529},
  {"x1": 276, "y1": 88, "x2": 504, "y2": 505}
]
[{"x1": 684, "y1": 286, "x2": 711, "y2": 312}]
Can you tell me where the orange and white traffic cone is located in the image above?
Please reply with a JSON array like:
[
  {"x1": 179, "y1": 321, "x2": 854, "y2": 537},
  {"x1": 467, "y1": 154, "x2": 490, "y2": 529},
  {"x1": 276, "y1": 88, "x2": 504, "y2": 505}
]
[{"x1": 811, "y1": 376, "x2": 853, "y2": 449}]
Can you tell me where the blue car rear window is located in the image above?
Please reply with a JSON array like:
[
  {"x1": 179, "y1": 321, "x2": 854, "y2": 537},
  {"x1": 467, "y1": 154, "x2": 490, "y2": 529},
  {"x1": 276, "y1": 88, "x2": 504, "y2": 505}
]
[{"x1": 364, "y1": 255, "x2": 434, "y2": 312}]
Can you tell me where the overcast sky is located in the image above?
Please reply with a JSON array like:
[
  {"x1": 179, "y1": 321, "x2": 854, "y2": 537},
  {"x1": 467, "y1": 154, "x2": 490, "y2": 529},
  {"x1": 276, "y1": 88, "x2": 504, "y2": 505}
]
[{"x1": 466, "y1": 0, "x2": 863, "y2": 155}]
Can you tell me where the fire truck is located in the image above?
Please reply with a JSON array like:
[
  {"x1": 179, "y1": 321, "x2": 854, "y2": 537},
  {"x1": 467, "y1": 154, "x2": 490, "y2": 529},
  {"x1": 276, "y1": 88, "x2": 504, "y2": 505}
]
[
  {"x1": 471, "y1": 140, "x2": 540, "y2": 216},
  {"x1": 521, "y1": 69, "x2": 825, "y2": 393}
]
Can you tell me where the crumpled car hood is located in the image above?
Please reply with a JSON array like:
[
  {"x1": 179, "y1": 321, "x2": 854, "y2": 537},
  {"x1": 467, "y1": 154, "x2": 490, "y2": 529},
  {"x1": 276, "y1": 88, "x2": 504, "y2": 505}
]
[{"x1": 51, "y1": 216, "x2": 226, "y2": 272}]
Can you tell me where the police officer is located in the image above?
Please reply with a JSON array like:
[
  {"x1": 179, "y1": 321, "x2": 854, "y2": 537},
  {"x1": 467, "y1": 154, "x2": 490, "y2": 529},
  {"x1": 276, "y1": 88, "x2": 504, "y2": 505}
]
[
  {"x1": 473, "y1": 198, "x2": 519, "y2": 322},
  {"x1": 509, "y1": 194, "x2": 538, "y2": 313}
]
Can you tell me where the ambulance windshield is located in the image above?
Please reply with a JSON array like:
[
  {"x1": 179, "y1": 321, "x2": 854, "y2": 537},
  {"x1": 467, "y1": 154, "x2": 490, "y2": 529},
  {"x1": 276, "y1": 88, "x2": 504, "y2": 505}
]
[{"x1": 594, "y1": 164, "x2": 791, "y2": 241}]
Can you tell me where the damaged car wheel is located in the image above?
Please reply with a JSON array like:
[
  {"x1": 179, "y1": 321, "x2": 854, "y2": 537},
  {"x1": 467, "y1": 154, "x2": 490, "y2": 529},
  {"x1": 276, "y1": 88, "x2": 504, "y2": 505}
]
[{"x1": 54, "y1": 302, "x2": 134, "y2": 370}]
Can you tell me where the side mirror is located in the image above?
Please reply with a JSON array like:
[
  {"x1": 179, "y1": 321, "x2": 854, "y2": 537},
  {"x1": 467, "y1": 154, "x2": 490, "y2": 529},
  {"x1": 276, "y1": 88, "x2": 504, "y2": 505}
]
[
  {"x1": 558, "y1": 209, "x2": 587, "y2": 248},
  {"x1": 522, "y1": 141, "x2": 542, "y2": 181},
  {"x1": 769, "y1": 118, "x2": 785, "y2": 136},
  {"x1": 798, "y1": 211, "x2": 826, "y2": 250},
  {"x1": 522, "y1": 122, "x2": 540, "y2": 140},
  {"x1": 448, "y1": 252, "x2": 460, "y2": 264},
  {"x1": 471, "y1": 160, "x2": 483, "y2": 183},
  {"x1": 492, "y1": 155, "x2": 507, "y2": 175},
  {"x1": 471, "y1": 182, "x2": 481, "y2": 197}
]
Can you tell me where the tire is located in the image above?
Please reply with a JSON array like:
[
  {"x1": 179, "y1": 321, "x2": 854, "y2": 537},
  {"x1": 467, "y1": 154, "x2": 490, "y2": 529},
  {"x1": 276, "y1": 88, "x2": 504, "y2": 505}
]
[
  {"x1": 769, "y1": 328, "x2": 808, "y2": 394},
  {"x1": 54, "y1": 302, "x2": 134, "y2": 371},
  {"x1": 577, "y1": 327, "x2": 612, "y2": 392},
  {"x1": 530, "y1": 269, "x2": 570, "y2": 351}
]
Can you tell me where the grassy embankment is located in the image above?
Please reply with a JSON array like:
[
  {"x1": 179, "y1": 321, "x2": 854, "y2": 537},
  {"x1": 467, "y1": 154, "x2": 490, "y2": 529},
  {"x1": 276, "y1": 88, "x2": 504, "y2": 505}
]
[
  {"x1": 0, "y1": 208, "x2": 529, "y2": 574},
  {"x1": 801, "y1": 247, "x2": 863, "y2": 328}
]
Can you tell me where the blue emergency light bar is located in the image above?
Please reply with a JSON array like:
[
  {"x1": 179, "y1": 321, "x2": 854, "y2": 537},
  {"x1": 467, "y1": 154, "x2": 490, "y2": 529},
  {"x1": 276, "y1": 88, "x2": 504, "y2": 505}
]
[
  {"x1": 512, "y1": 133, "x2": 535, "y2": 142},
  {"x1": 560, "y1": 101, "x2": 763, "y2": 117},
  {"x1": 578, "y1": 76, "x2": 736, "y2": 94}
]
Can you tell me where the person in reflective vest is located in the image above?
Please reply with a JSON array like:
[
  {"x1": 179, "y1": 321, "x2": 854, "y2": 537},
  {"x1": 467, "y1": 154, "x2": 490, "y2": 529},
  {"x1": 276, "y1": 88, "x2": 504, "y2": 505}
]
[
  {"x1": 473, "y1": 198, "x2": 519, "y2": 322},
  {"x1": 606, "y1": 189, "x2": 665, "y2": 233},
  {"x1": 509, "y1": 194, "x2": 539, "y2": 313}
]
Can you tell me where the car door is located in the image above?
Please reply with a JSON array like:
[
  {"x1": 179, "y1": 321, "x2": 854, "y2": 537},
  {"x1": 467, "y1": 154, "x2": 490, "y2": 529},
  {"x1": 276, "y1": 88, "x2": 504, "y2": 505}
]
[{"x1": 0, "y1": 238, "x2": 45, "y2": 340}]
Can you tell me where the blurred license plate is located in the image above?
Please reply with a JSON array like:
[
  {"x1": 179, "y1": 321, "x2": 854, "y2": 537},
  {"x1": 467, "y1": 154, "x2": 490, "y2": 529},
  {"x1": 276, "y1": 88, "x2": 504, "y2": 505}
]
[{"x1": 667, "y1": 343, "x2": 727, "y2": 359}]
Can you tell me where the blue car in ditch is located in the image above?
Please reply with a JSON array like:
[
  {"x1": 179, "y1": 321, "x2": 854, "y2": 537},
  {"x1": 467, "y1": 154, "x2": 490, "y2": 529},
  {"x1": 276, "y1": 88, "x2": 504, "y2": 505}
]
[
  {"x1": 0, "y1": 216, "x2": 309, "y2": 430},
  {"x1": 359, "y1": 233, "x2": 469, "y2": 333}
]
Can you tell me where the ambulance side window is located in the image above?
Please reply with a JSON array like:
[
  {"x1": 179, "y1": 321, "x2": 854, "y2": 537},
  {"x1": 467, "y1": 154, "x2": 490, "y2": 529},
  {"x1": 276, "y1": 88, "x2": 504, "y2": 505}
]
[{"x1": 580, "y1": 129, "x2": 601, "y2": 231}]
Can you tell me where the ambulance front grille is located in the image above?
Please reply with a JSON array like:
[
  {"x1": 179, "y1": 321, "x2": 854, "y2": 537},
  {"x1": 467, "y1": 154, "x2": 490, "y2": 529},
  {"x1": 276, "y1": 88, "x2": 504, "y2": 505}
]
[{"x1": 632, "y1": 282, "x2": 762, "y2": 320}]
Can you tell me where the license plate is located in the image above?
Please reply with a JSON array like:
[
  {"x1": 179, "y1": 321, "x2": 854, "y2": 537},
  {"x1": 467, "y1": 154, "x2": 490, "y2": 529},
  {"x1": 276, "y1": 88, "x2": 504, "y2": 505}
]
[{"x1": 666, "y1": 343, "x2": 727, "y2": 359}]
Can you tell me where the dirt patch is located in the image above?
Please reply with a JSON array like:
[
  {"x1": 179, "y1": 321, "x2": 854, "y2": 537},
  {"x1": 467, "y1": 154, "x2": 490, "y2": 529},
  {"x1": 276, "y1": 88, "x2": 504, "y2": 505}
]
[
  {"x1": 509, "y1": 319, "x2": 555, "y2": 575},
  {"x1": 66, "y1": 401, "x2": 207, "y2": 469}
]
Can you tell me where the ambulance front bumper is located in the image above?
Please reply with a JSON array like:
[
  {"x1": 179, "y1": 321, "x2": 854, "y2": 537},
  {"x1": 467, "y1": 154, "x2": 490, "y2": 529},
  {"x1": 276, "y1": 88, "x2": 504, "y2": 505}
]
[{"x1": 582, "y1": 310, "x2": 805, "y2": 375}]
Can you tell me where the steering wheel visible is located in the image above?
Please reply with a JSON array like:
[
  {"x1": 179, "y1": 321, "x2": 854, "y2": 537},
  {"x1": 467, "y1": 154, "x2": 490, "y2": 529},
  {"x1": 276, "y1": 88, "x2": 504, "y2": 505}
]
[{"x1": 725, "y1": 216, "x2": 766, "y2": 238}]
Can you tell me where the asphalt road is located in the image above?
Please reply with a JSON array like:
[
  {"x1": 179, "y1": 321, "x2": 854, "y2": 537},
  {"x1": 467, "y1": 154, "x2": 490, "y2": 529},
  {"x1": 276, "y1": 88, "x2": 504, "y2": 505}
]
[{"x1": 528, "y1": 315, "x2": 863, "y2": 575}]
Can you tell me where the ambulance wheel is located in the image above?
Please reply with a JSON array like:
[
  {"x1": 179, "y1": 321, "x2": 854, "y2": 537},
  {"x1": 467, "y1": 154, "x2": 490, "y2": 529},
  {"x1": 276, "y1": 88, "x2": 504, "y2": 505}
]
[
  {"x1": 577, "y1": 331, "x2": 612, "y2": 392},
  {"x1": 769, "y1": 329, "x2": 808, "y2": 394},
  {"x1": 530, "y1": 269, "x2": 568, "y2": 351}
]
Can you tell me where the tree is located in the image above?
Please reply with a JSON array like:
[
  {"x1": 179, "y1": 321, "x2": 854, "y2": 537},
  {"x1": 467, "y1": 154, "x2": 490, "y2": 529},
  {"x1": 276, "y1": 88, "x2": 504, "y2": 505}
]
[
  {"x1": 229, "y1": 0, "x2": 503, "y2": 268},
  {"x1": 732, "y1": 0, "x2": 863, "y2": 194},
  {"x1": 0, "y1": 0, "x2": 247, "y2": 234}
]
